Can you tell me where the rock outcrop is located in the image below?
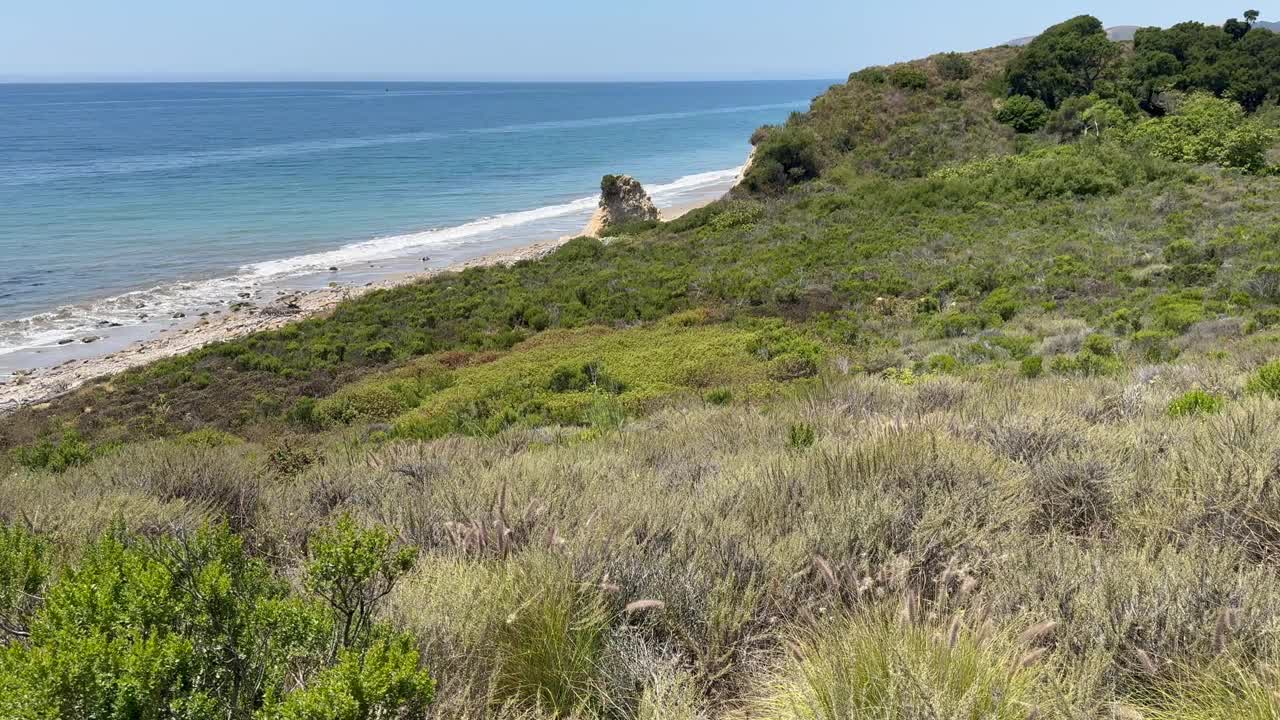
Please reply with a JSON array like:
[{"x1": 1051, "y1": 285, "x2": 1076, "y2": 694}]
[{"x1": 584, "y1": 174, "x2": 658, "y2": 237}]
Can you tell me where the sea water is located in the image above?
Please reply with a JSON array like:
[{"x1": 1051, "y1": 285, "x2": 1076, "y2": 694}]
[{"x1": 0, "y1": 80, "x2": 831, "y2": 374}]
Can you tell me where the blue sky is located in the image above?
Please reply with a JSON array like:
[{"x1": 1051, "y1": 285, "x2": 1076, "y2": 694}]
[{"x1": 0, "y1": 1, "x2": 1266, "y2": 81}]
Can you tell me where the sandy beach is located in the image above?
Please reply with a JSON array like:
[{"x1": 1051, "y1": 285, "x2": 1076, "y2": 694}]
[{"x1": 0, "y1": 201, "x2": 712, "y2": 414}]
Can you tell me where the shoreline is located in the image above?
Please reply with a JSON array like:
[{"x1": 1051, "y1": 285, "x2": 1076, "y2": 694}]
[{"x1": 0, "y1": 200, "x2": 713, "y2": 414}]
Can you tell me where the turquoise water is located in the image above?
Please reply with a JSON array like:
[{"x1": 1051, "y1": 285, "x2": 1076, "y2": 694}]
[{"x1": 0, "y1": 80, "x2": 830, "y2": 366}]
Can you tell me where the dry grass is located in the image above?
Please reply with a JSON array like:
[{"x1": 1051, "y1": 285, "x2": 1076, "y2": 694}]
[{"x1": 8, "y1": 351, "x2": 1280, "y2": 717}]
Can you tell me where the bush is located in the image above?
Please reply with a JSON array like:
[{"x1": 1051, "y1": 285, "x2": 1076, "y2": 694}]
[
  {"x1": 889, "y1": 66, "x2": 929, "y2": 90},
  {"x1": 980, "y1": 287, "x2": 1021, "y2": 321},
  {"x1": 1132, "y1": 329, "x2": 1178, "y2": 362},
  {"x1": 0, "y1": 525, "x2": 432, "y2": 720},
  {"x1": 787, "y1": 422, "x2": 816, "y2": 449},
  {"x1": 1020, "y1": 356, "x2": 1044, "y2": 378},
  {"x1": 0, "y1": 525, "x2": 48, "y2": 642},
  {"x1": 1246, "y1": 360, "x2": 1280, "y2": 399},
  {"x1": 742, "y1": 125, "x2": 824, "y2": 193},
  {"x1": 935, "y1": 52, "x2": 973, "y2": 81},
  {"x1": 1082, "y1": 333, "x2": 1114, "y2": 357},
  {"x1": 849, "y1": 66, "x2": 887, "y2": 84},
  {"x1": 1167, "y1": 389, "x2": 1225, "y2": 417},
  {"x1": 995, "y1": 95, "x2": 1050, "y2": 133},
  {"x1": 1152, "y1": 293, "x2": 1208, "y2": 333},
  {"x1": 177, "y1": 428, "x2": 242, "y2": 448},
  {"x1": 704, "y1": 388, "x2": 733, "y2": 405},
  {"x1": 305, "y1": 515, "x2": 418, "y2": 651},
  {"x1": 10, "y1": 429, "x2": 99, "y2": 473},
  {"x1": 264, "y1": 635, "x2": 434, "y2": 720},
  {"x1": 1127, "y1": 93, "x2": 1273, "y2": 171}
]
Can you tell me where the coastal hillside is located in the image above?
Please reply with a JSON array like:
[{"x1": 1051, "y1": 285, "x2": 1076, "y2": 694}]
[{"x1": 9, "y1": 12, "x2": 1280, "y2": 719}]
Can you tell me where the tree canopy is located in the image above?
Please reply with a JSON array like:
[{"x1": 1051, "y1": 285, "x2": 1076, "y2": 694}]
[{"x1": 1006, "y1": 15, "x2": 1120, "y2": 108}]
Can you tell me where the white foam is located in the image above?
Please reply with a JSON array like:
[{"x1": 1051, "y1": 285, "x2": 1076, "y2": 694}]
[{"x1": 0, "y1": 165, "x2": 741, "y2": 359}]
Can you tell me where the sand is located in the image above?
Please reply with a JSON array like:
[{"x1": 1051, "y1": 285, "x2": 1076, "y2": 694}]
[{"x1": 0, "y1": 201, "x2": 713, "y2": 414}]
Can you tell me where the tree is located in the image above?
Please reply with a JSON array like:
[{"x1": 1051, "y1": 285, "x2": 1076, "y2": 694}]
[
  {"x1": 1245, "y1": 9, "x2": 1260, "y2": 24},
  {"x1": 1225, "y1": 18, "x2": 1251, "y2": 41},
  {"x1": 1006, "y1": 15, "x2": 1121, "y2": 108}
]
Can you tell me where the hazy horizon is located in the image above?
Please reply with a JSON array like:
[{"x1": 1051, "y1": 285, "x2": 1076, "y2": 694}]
[{"x1": 0, "y1": 1, "x2": 1264, "y2": 84}]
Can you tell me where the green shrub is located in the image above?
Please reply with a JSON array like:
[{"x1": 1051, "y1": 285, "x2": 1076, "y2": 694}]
[
  {"x1": 1020, "y1": 356, "x2": 1044, "y2": 378},
  {"x1": 935, "y1": 52, "x2": 973, "y2": 81},
  {"x1": 547, "y1": 361, "x2": 625, "y2": 395},
  {"x1": 0, "y1": 525, "x2": 432, "y2": 720},
  {"x1": 0, "y1": 525, "x2": 48, "y2": 642},
  {"x1": 1153, "y1": 292, "x2": 1208, "y2": 333},
  {"x1": 929, "y1": 311, "x2": 989, "y2": 338},
  {"x1": 787, "y1": 422, "x2": 817, "y2": 449},
  {"x1": 552, "y1": 235, "x2": 605, "y2": 262},
  {"x1": 305, "y1": 516, "x2": 418, "y2": 651},
  {"x1": 926, "y1": 353, "x2": 960, "y2": 373},
  {"x1": 1049, "y1": 348, "x2": 1121, "y2": 376},
  {"x1": 980, "y1": 287, "x2": 1021, "y2": 321},
  {"x1": 995, "y1": 95, "x2": 1050, "y2": 133},
  {"x1": 704, "y1": 388, "x2": 733, "y2": 405},
  {"x1": 1246, "y1": 360, "x2": 1280, "y2": 399},
  {"x1": 742, "y1": 125, "x2": 824, "y2": 193},
  {"x1": 11, "y1": 430, "x2": 99, "y2": 473},
  {"x1": 1132, "y1": 329, "x2": 1178, "y2": 362},
  {"x1": 1167, "y1": 389, "x2": 1225, "y2": 417},
  {"x1": 942, "y1": 83, "x2": 963, "y2": 101},
  {"x1": 849, "y1": 67, "x2": 887, "y2": 84},
  {"x1": 1082, "y1": 333, "x2": 1114, "y2": 357},
  {"x1": 889, "y1": 66, "x2": 929, "y2": 90},
  {"x1": 263, "y1": 635, "x2": 434, "y2": 720},
  {"x1": 1127, "y1": 93, "x2": 1274, "y2": 171}
]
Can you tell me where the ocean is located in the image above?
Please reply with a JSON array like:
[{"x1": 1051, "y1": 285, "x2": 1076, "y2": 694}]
[{"x1": 0, "y1": 80, "x2": 830, "y2": 374}]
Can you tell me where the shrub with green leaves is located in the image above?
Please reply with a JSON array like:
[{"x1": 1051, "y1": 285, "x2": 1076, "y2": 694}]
[
  {"x1": 0, "y1": 525, "x2": 47, "y2": 642},
  {"x1": 995, "y1": 95, "x2": 1050, "y2": 133},
  {"x1": 1127, "y1": 93, "x2": 1274, "y2": 171},
  {"x1": 1246, "y1": 360, "x2": 1280, "y2": 399},
  {"x1": 742, "y1": 125, "x2": 823, "y2": 193},
  {"x1": 935, "y1": 52, "x2": 973, "y2": 81},
  {"x1": 1167, "y1": 389, "x2": 1225, "y2": 417},
  {"x1": 889, "y1": 66, "x2": 929, "y2": 90},
  {"x1": 10, "y1": 429, "x2": 99, "y2": 473},
  {"x1": 0, "y1": 523, "x2": 432, "y2": 720},
  {"x1": 305, "y1": 516, "x2": 418, "y2": 653},
  {"x1": 1020, "y1": 356, "x2": 1044, "y2": 378},
  {"x1": 787, "y1": 422, "x2": 817, "y2": 449}
]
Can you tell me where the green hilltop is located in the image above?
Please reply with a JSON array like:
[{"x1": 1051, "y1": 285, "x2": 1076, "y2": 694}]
[{"x1": 8, "y1": 11, "x2": 1280, "y2": 719}]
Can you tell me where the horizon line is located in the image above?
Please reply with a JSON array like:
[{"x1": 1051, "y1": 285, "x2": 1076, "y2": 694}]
[{"x1": 0, "y1": 74, "x2": 844, "y2": 85}]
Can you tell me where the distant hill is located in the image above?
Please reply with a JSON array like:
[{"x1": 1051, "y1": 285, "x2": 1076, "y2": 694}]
[{"x1": 1008, "y1": 20, "x2": 1280, "y2": 46}]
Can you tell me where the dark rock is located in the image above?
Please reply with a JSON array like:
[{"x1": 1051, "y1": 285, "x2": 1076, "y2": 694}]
[{"x1": 585, "y1": 174, "x2": 658, "y2": 237}]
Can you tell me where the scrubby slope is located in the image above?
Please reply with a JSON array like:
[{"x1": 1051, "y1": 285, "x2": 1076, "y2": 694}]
[{"x1": 8, "y1": 12, "x2": 1280, "y2": 720}]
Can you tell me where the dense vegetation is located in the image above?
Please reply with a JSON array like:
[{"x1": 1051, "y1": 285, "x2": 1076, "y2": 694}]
[{"x1": 8, "y1": 11, "x2": 1280, "y2": 719}]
